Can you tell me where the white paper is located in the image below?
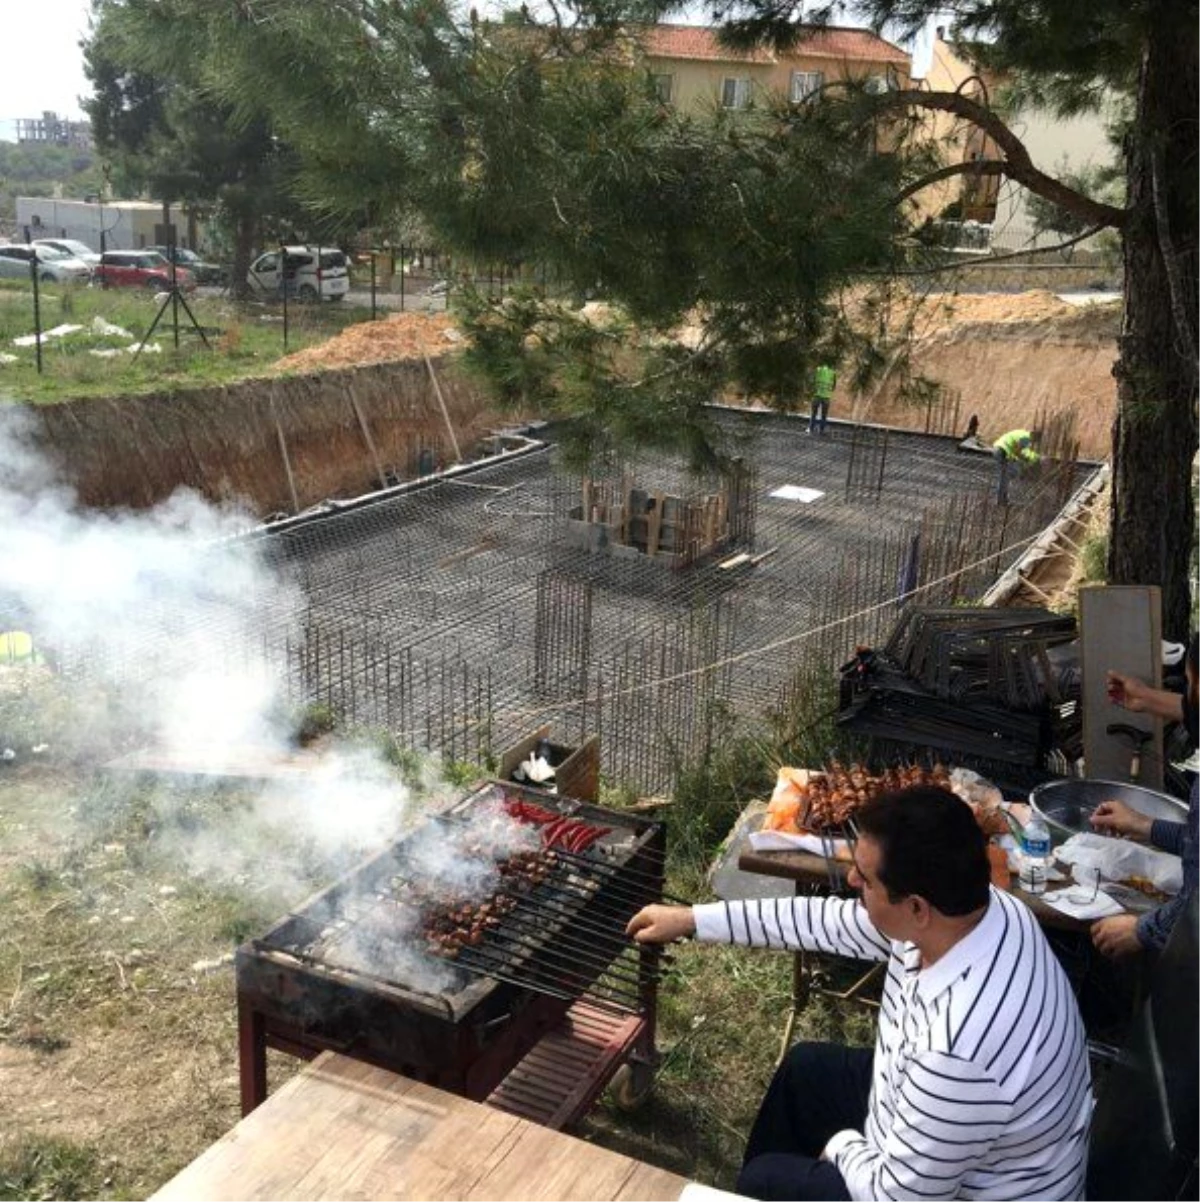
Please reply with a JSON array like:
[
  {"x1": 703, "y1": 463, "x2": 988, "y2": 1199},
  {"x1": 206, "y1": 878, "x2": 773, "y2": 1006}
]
[
  {"x1": 678, "y1": 1183, "x2": 755, "y2": 1202},
  {"x1": 1042, "y1": 888, "x2": 1126, "y2": 921},
  {"x1": 749, "y1": 830, "x2": 850, "y2": 858},
  {"x1": 1055, "y1": 832, "x2": 1182, "y2": 895},
  {"x1": 12, "y1": 323, "x2": 83, "y2": 347},
  {"x1": 769, "y1": 485, "x2": 825, "y2": 503}
]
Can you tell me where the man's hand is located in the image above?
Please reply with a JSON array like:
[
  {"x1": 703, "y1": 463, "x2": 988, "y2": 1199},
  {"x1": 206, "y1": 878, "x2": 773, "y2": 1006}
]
[
  {"x1": 626, "y1": 904, "x2": 696, "y2": 944},
  {"x1": 1106, "y1": 671, "x2": 1151, "y2": 712},
  {"x1": 1089, "y1": 800, "x2": 1153, "y2": 842},
  {"x1": 1092, "y1": 914, "x2": 1144, "y2": 958}
]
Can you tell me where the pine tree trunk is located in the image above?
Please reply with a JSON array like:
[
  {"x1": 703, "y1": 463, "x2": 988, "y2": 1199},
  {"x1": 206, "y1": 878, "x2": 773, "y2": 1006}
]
[
  {"x1": 1108, "y1": 10, "x2": 1199, "y2": 641},
  {"x1": 229, "y1": 212, "x2": 257, "y2": 302}
]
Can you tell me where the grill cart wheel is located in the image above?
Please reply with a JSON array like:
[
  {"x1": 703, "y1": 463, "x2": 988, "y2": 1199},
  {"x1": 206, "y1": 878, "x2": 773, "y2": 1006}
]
[{"x1": 610, "y1": 1059, "x2": 656, "y2": 1110}]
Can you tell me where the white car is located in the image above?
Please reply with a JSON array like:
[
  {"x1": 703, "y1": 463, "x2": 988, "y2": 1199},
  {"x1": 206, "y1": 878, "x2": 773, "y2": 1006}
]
[
  {"x1": 0, "y1": 244, "x2": 92, "y2": 284},
  {"x1": 32, "y1": 238, "x2": 102, "y2": 268},
  {"x1": 247, "y1": 246, "x2": 349, "y2": 301}
]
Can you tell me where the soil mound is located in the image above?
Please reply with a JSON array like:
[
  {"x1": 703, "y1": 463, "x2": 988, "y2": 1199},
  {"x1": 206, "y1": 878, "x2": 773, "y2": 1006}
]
[{"x1": 273, "y1": 312, "x2": 463, "y2": 373}]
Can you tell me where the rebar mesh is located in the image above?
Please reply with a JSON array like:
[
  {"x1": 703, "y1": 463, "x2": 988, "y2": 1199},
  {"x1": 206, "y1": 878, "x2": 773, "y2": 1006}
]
[{"x1": 54, "y1": 410, "x2": 1092, "y2": 793}]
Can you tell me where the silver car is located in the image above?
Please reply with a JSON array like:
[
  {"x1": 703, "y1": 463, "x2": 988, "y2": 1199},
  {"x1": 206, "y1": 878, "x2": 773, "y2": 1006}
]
[
  {"x1": 32, "y1": 238, "x2": 102, "y2": 269},
  {"x1": 0, "y1": 244, "x2": 92, "y2": 284}
]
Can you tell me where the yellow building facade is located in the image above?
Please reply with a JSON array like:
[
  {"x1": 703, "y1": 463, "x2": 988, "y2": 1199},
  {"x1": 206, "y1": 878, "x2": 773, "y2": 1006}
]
[{"x1": 638, "y1": 24, "x2": 911, "y2": 114}]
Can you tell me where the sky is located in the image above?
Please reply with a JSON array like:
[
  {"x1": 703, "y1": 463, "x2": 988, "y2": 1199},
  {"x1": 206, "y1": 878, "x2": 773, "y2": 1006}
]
[{"x1": 0, "y1": 0, "x2": 93, "y2": 140}]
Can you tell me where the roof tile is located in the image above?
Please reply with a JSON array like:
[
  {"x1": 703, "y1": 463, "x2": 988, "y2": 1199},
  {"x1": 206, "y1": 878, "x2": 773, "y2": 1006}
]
[{"x1": 640, "y1": 23, "x2": 909, "y2": 67}]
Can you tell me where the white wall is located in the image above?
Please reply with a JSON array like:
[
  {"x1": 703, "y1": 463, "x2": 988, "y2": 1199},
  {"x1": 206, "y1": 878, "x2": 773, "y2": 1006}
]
[
  {"x1": 16, "y1": 197, "x2": 137, "y2": 250},
  {"x1": 992, "y1": 105, "x2": 1119, "y2": 245}
]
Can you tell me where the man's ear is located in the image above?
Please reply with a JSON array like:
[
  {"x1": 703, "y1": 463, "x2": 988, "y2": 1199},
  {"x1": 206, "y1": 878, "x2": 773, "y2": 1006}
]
[{"x1": 908, "y1": 895, "x2": 933, "y2": 928}]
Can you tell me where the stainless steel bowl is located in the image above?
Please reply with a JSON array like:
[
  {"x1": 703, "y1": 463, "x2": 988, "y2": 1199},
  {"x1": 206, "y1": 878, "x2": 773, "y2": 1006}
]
[{"x1": 1029, "y1": 778, "x2": 1188, "y2": 843}]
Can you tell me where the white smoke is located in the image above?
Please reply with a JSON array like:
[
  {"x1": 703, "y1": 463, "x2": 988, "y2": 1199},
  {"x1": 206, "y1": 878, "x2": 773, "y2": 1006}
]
[
  {"x1": 0, "y1": 405, "x2": 549, "y2": 996},
  {"x1": 0, "y1": 407, "x2": 295, "y2": 756}
]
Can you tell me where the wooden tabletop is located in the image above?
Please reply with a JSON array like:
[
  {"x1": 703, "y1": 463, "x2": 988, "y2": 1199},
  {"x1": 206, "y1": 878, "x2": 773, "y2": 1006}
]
[
  {"x1": 151, "y1": 1053, "x2": 691, "y2": 1202},
  {"x1": 736, "y1": 847, "x2": 1091, "y2": 933}
]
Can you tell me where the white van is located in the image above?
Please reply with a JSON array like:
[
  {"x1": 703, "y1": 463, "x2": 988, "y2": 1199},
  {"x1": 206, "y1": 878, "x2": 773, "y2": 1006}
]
[{"x1": 247, "y1": 246, "x2": 349, "y2": 301}]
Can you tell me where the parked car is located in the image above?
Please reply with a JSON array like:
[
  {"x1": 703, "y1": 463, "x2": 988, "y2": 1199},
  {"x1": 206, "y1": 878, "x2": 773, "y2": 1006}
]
[
  {"x1": 0, "y1": 243, "x2": 93, "y2": 284},
  {"x1": 150, "y1": 246, "x2": 228, "y2": 286},
  {"x1": 246, "y1": 246, "x2": 349, "y2": 301},
  {"x1": 32, "y1": 238, "x2": 102, "y2": 268},
  {"x1": 92, "y1": 250, "x2": 195, "y2": 292}
]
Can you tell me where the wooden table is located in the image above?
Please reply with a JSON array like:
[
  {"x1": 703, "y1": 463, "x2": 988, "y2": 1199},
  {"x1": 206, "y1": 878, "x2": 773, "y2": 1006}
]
[
  {"x1": 152, "y1": 1053, "x2": 691, "y2": 1202},
  {"x1": 738, "y1": 847, "x2": 1093, "y2": 932},
  {"x1": 737, "y1": 846, "x2": 1093, "y2": 1063}
]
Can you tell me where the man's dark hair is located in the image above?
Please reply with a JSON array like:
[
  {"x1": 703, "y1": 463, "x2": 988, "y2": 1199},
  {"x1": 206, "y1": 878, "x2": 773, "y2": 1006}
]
[{"x1": 856, "y1": 786, "x2": 990, "y2": 916}]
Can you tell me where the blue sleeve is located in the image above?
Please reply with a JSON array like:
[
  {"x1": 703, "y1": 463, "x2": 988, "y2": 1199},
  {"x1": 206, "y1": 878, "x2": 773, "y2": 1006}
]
[
  {"x1": 1150, "y1": 819, "x2": 1186, "y2": 856},
  {"x1": 1137, "y1": 893, "x2": 1186, "y2": 952}
]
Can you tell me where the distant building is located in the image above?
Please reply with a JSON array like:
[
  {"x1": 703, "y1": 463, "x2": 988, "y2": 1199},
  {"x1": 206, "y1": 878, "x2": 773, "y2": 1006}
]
[
  {"x1": 638, "y1": 24, "x2": 911, "y2": 113},
  {"x1": 909, "y1": 30, "x2": 1118, "y2": 249},
  {"x1": 15, "y1": 111, "x2": 93, "y2": 151},
  {"x1": 907, "y1": 31, "x2": 1002, "y2": 225},
  {"x1": 15, "y1": 198, "x2": 208, "y2": 253}
]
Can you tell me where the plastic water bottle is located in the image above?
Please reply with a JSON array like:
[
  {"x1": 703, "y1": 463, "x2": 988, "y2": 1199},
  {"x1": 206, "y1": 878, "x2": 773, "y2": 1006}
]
[{"x1": 1020, "y1": 816, "x2": 1052, "y2": 895}]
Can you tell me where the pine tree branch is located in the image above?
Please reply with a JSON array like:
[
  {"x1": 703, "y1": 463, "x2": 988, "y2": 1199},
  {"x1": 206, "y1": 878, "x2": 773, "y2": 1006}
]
[
  {"x1": 879, "y1": 89, "x2": 1128, "y2": 230},
  {"x1": 1149, "y1": 143, "x2": 1198, "y2": 379},
  {"x1": 892, "y1": 159, "x2": 1006, "y2": 206},
  {"x1": 878, "y1": 224, "x2": 1107, "y2": 277}
]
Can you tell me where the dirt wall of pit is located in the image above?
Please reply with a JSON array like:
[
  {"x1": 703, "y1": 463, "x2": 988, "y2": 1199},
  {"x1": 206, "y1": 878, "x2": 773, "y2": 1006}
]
[
  {"x1": 856, "y1": 304, "x2": 1120, "y2": 459},
  {"x1": 28, "y1": 357, "x2": 503, "y2": 515}
]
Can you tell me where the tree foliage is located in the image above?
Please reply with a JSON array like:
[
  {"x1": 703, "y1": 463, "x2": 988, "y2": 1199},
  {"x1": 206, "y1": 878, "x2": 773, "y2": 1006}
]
[
  {"x1": 82, "y1": 0, "x2": 350, "y2": 287},
  {"x1": 78, "y1": 0, "x2": 1198, "y2": 633},
  {"x1": 0, "y1": 143, "x2": 103, "y2": 224}
]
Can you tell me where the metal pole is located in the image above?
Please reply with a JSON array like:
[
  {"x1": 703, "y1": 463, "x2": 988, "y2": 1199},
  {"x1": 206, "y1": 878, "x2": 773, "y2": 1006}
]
[
  {"x1": 29, "y1": 259, "x2": 43, "y2": 375},
  {"x1": 169, "y1": 231, "x2": 180, "y2": 350},
  {"x1": 280, "y1": 242, "x2": 289, "y2": 351},
  {"x1": 370, "y1": 251, "x2": 377, "y2": 320}
]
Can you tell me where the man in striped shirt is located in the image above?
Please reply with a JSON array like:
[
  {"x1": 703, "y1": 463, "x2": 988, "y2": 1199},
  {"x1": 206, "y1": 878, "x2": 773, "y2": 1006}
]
[{"x1": 627, "y1": 787, "x2": 1093, "y2": 1200}]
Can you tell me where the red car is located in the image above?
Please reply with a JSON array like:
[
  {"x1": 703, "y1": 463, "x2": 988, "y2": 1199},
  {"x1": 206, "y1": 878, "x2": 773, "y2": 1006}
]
[{"x1": 93, "y1": 250, "x2": 196, "y2": 292}]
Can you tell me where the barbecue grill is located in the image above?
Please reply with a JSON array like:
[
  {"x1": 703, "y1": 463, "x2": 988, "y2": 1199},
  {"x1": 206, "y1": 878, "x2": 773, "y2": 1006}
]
[{"x1": 236, "y1": 781, "x2": 667, "y2": 1129}]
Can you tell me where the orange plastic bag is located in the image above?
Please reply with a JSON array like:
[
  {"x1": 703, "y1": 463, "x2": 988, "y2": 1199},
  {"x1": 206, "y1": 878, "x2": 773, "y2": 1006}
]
[{"x1": 763, "y1": 767, "x2": 810, "y2": 834}]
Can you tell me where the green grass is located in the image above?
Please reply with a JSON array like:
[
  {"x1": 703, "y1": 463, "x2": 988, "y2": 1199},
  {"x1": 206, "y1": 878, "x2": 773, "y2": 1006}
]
[
  {"x1": 0, "y1": 278, "x2": 378, "y2": 404},
  {"x1": 0, "y1": 1136, "x2": 106, "y2": 1202},
  {"x1": 0, "y1": 708, "x2": 880, "y2": 1196}
]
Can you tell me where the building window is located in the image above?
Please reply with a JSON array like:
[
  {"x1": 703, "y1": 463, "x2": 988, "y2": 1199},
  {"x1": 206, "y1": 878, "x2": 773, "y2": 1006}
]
[
  {"x1": 721, "y1": 77, "x2": 753, "y2": 110},
  {"x1": 789, "y1": 70, "x2": 824, "y2": 102},
  {"x1": 651, "y1": 73, "x2": 674, "y2": 103}
]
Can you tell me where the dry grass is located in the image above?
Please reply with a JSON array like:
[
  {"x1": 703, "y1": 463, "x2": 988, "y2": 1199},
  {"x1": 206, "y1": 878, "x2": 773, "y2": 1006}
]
[{"x1": 0, "y1": 744, "x2": 879, "y2": 1198}]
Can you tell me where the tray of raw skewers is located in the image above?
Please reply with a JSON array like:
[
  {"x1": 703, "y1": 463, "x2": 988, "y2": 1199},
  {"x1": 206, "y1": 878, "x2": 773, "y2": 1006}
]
[{"x1": 749, "y1": 760, "x2": 1015, "y2": 886}]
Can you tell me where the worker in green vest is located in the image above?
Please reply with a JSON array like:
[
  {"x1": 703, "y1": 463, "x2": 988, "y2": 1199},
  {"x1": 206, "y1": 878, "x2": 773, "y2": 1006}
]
[
  {"x1": 992, "y1": 428, "x2": 1040, "y2": 504},
  {"x1": 809, "y1": 362, "x2": 837, "y2": 435}
]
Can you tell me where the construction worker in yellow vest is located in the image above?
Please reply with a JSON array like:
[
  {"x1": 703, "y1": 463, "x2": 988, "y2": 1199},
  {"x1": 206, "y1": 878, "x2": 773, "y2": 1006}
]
[
  {"x1": 992, "y1": 428, "x2": 1040, "y2": 504},
  {"x1": 0, "y1": 631, "x2": 36, "y2": 664},
  {"x1": 809, "y1": 362, "x2": 837, "y2": 435}
]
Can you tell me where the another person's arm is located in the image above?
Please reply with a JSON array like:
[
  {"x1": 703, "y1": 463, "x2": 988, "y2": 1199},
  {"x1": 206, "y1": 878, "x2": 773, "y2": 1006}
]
[
  {"x1": 1134, "y1": 893, "x2": 1188, "y2": 954},
  {"x1": 1106, "y1": 671, "x2": 1186, "y2": 722},
  {"x1": 1090, "y1": 799, "x2": 1184, "y2": 853},
  {"x1": 627, "y1": 895, "x2": 891, "y2": 962}
]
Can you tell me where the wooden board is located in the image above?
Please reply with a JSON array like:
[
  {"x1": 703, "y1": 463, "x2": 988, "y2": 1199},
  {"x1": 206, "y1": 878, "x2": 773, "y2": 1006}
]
[
  {"x1": 1079, "y1": 585, "x2": 1163, "y2": 788},
  {"x1": 151, "y1": 1054, "x2": 690, "y2": 1202}
]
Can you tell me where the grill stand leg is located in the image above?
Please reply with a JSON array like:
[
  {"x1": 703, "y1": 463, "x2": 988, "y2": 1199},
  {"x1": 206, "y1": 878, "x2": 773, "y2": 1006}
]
[
  {"x1": 625, "y1": 824, "x2": 666, "y2": 1095},
  {"x1": 777, "y1": 883, "x2": 811, "y2": 1069},
  {"x1": 238, "y1": 997, "x2": 268, "y2": 1116}
]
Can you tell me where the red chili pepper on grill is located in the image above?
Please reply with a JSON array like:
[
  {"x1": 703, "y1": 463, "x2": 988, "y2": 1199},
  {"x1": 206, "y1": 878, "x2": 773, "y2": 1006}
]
[{"x1": 542, "y1": 817, "x2": 571, "y2": 847}]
